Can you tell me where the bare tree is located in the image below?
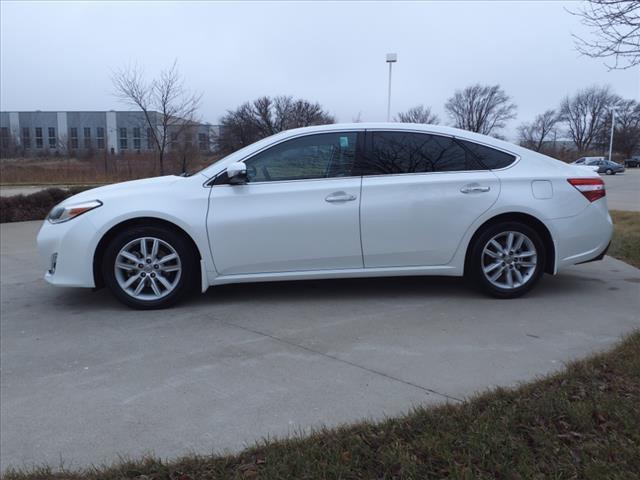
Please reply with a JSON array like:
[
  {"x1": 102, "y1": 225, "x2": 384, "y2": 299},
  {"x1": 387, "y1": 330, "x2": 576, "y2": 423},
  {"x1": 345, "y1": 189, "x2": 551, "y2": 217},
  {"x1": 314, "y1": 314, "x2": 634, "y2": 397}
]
[
  {"x1": 174, "y1": 124, "x2": 198, "y2": 174},
  {"x1": 395, "y1": 105, "x2": 440, "y2": 124},
  {"x1": 612, "y1": 98, "x2": 640, "y2": 158},
  {"x1": 570, "y1": 0, "x2": 640, "y2": 69},
  {"x1": 444, "y1": 84, "x2": 517, "y2": 136},
  {"x1": 559, "y1": 85, "x2": 619, "y2": 153},
  {"x1": 517, "y1": 110, "x2": 559, "y2": 152},
  {"x1": 112, "y1": 61, "x2": 201, "y2": 175},
  {"x1": 217, "y1": 95, "x2": 335, "y2": 155}
]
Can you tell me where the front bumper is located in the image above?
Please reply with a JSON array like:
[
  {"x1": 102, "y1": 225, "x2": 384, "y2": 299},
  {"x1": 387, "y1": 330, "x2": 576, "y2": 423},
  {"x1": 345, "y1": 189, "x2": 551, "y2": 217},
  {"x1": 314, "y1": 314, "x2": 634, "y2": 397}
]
[{"x1": 36, "y1": 218, "x2": 97, "y2": 288}]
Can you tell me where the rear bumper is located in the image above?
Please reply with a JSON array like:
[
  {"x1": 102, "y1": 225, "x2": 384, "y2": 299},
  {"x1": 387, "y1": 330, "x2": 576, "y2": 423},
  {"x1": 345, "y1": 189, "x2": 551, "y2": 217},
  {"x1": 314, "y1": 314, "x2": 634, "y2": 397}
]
[
  {"x1": 549, "y1": 199, "x2": 613, "y2": 272},
  {"x1": 575, "y1": 241, "x2": 610, "y2": 265}
]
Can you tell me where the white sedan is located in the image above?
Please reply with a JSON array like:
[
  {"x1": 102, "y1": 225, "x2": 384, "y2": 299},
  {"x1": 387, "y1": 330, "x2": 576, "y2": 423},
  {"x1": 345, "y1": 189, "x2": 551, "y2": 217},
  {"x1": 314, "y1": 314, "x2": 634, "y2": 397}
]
[{"x1": 37, "y1": 123, "x2": 613, "y2": 309}]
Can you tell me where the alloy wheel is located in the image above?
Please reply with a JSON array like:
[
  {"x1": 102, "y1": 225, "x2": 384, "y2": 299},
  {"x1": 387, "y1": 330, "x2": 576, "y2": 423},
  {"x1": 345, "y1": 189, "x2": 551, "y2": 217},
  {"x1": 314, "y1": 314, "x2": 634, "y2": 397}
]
[
  {"x1": 114, "y1": 237, "x2": 182, "y2": 301},
  {"x1": 481, "y1": 231, "x2": 538, "y2": 290}
]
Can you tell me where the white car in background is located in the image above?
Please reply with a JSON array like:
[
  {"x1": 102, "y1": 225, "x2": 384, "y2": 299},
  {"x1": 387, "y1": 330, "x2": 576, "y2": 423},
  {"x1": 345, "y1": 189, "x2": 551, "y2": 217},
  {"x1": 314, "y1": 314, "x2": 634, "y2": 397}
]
[
  {"x1": 577, "y1": 163, "x2": 601, "y2": 173},
  {"x1": 37, "y1": 123, "x2": 613, "y2": 309},
  {"x1": 572, "y1": 156, "x2": 605, "y2": 165},
  {"x1": 573, "y1": 156, "x2": 602, "y2": 172}
]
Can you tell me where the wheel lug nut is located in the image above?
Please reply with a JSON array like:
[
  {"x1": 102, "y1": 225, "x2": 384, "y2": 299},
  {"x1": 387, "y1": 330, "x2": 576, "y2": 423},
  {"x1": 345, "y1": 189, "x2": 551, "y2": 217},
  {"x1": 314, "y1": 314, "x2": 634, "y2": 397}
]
[
  {"x1": 146, "y1": 258, "x2": 152, "y2": 264},
  {"x1": 150, "y1": 273, "x2": 156, "y2": 278},
  {"x1": 154, "y1": 264, "x2": 159, "y2": 269},
  {"x1": 138, "y1": 264, "x2": 144, "y2": 268},
  {"x1": 141, "y1": 272, "x2": 146, "y2": 277}
]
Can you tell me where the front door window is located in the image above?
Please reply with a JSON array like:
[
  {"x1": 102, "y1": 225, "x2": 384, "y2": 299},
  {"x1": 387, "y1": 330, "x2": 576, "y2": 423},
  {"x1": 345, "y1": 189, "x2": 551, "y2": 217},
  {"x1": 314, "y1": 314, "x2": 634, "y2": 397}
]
[{"x1": 244, "y1": 132, "x2": 357, "y2": 182}]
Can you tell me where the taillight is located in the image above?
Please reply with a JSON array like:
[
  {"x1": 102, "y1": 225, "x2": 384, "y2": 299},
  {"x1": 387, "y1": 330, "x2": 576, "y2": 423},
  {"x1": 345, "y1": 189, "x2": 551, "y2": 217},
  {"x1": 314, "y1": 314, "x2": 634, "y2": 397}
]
[{"x1": 567, "y1": 178, "x2": 606, "y2": 202}]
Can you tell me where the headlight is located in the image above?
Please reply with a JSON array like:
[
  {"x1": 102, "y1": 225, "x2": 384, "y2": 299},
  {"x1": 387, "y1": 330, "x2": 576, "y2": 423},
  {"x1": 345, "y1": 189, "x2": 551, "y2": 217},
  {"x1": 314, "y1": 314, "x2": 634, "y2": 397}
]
[{"x1": 47, "y1": 200, "x2": 103, "y2": 224}]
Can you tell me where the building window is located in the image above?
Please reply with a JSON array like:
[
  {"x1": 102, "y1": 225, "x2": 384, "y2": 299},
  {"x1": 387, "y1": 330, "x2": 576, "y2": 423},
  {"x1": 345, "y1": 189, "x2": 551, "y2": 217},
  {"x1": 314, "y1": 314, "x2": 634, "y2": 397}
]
[
  {"x1": 96, "y1": 127, "x2": 105, "y2": 149},
  {"x1": 198, "y1": 133, "x2": 208, "y2": 151},
  {"x1": 70, "y1": 128, "x2": 79, "y2": 149},
  {"x1": 48, "y1": 127, "x2": 56, "y2": 149},
  {"x1": 146, "y1": 128, "x2": 154, "y2": 149},
  {"x1": 35, "y1": 127, "x2": 43, "y2": 148},
  {"x1": 133, "y1": 127, "x2": 141, "y2": 151},
  {"x1": 0, "y1": 127, "x2": 9, "y2": 150},
  {"x1": 22, "y1": 128, "x2": 31, "y2": 149},
  {"x1": 83, "y1": 127, "x2": 91, "y2": 149},
  {"x1": 119, "y1": 127, "x2": 128, "y2": 150}
]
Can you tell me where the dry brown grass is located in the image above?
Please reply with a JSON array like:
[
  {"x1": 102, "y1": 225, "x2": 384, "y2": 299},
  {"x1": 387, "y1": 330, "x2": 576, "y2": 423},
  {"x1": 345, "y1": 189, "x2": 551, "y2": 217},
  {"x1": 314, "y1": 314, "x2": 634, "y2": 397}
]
[
  {"x1": 610, "y1": 210, "x2": 640, "y2": 268},
  {"x1": 0, "y1": 153, "x2": 216, "y2": 185}
]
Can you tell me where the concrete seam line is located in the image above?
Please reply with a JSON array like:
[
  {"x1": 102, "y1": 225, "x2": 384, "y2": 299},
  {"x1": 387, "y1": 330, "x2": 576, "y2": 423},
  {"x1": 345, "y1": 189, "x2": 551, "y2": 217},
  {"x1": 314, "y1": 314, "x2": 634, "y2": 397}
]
[{"x1": 221, "y1": 320, "x2": 463, "y2": 403}]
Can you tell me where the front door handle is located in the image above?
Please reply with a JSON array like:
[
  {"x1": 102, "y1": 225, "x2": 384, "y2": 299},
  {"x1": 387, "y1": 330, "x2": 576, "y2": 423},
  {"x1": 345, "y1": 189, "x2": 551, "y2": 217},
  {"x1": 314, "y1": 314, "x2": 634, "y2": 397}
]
[
  {"x1": 460, "y1": 183, "x2": 491, "y2": 194},
  {"x1": 325, "y1": 191, "x2": 357, "y2": 203}
]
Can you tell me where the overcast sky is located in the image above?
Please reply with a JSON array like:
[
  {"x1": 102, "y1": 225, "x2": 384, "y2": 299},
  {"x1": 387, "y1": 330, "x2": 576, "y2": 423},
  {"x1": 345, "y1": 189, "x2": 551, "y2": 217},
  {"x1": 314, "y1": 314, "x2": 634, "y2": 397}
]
[{"x1": 1, "y1": 0, "x2": 639, "y2": 139}]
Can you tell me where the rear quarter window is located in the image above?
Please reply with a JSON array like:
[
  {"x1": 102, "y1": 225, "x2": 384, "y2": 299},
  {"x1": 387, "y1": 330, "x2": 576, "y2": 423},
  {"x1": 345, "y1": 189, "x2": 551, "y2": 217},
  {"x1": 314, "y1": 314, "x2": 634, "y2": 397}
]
[{"x1": 457, "y1": 139, "x2": 516, "y2": 170}]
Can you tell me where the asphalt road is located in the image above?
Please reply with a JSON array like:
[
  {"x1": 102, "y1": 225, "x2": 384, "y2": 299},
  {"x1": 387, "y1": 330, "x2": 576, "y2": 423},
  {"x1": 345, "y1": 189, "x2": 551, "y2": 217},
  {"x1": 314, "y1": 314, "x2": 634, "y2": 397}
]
[
  {"x1": 0, "y1": 186, "x2": 48, "y2": 197},
  {"x1": 1, "y1": 221, "x2": 639, "y2": 471},
  {"x1": 602, "y1": 168, "x2": 640, "y2": 211}
]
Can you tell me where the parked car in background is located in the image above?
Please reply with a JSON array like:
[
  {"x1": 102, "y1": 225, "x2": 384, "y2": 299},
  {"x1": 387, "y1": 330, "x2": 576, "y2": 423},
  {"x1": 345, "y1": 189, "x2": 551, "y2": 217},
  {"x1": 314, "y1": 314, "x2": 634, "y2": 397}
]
[
  {"x1": 37, "y1": 123, "x2": 613, "y2": 309},
  {"x1": 586, "y1": 159, "x2": 625, "y2": 175},
  {"x1": 575, "y1": 162, "x2": 600, "y2": 173},
  {"x1": 624, "y1": 156, "x2": 640, "y2": 168},
  {"x1": 572, "y1": 156, "x2": 605, "y2": 165}
]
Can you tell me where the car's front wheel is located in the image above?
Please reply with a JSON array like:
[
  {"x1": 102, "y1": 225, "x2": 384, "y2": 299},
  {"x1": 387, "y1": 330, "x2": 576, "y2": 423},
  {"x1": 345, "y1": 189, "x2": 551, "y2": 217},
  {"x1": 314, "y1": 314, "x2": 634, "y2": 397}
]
[
  {"x1": 102, "y1": 226, "x2": 197, "y2": 309},
  {"x1": 467, "y1": 222, "x2": 545, "y2": 299},
  {"x1": 605, "y1": 168, "x2": 614, "y2": 175}
]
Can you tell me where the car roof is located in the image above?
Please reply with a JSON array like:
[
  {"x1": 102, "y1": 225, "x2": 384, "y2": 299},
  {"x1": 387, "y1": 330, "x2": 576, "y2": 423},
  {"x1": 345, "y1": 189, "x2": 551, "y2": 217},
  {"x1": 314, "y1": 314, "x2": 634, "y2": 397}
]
[{"x1": 262, "y1": 122, "x2": 527, "y2": 154}]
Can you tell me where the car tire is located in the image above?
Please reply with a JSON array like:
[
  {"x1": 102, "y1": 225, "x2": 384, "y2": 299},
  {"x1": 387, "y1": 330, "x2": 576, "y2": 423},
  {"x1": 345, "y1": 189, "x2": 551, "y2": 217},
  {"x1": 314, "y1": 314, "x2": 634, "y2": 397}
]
[
  {"x1": 606, "y1": 169, "x2": 613, "y2": 175},
  {"x1": 467, "y1": 222, "x2": 546, "y2": 299},
  {"x1": 102, "y1": 225, "x2": 198, "y2": 309}
]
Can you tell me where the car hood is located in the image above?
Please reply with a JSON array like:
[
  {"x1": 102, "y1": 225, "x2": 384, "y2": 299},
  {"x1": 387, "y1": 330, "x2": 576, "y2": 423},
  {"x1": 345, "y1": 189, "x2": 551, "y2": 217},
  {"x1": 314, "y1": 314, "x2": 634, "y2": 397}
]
[{"x1": 61, "y1": 175, "x2": 183, "y2": 205}]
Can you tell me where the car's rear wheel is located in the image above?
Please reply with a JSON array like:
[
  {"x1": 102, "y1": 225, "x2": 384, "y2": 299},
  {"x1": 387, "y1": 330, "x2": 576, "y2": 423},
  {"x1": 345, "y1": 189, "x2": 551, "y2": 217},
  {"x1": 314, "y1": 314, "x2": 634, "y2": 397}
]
[
  {"x1": 467, "y1": 222, "x2": 545, "y2": 299},
  {"x1": 606, "y1": 168, "x2": 613, "y2": 175},
  {"x1": 102, "y1": 226, "x2": 197, "y2": 309}
]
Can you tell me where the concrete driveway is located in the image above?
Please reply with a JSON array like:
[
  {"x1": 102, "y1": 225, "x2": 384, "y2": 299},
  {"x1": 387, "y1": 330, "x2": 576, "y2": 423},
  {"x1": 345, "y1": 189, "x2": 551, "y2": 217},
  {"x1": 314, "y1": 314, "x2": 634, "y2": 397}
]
[{"x1": 1, "y1": 221, "x2": 639, "y2": 471}]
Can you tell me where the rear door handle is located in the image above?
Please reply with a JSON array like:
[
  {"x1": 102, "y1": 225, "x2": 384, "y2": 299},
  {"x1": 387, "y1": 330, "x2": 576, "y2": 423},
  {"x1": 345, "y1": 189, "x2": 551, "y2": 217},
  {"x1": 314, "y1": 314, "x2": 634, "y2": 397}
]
[
  {"x1": 325, "y1": 191, "x2": 357, "y2": 203},
  {"x1": 460, "y1": 184, "x2": 491, "y2": 194}
]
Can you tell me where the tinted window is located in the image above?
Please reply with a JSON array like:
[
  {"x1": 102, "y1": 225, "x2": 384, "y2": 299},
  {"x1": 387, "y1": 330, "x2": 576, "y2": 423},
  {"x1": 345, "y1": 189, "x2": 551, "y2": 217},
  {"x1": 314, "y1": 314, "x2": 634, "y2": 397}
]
[
  {"x1": 358, "y1": 131, "x2": 482, "y2": 175},
  {"x1": 457, "y1": 139, "x2": 516, "y2": 169},
  {"x1": 244, "y1": 132, "x2": 357, "y2": 182}
]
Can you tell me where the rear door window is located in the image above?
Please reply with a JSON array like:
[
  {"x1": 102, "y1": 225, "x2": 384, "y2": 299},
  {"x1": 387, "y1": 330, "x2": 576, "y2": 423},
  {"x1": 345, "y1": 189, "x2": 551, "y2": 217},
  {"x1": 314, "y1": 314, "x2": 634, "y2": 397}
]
[{"x1": 356, "y1": 131, "x2": 483, "y2": 175}]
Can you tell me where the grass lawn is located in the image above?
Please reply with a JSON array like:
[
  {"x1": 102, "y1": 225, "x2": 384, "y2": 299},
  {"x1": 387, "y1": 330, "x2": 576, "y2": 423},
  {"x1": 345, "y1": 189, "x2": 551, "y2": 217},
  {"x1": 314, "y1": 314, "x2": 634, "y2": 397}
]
[
  {"x1": 5, "y1": 331, "x2": 639, "y2": 480},
  {"x1": 609, "y1": 210, "x2": 640, "y2": 268}
]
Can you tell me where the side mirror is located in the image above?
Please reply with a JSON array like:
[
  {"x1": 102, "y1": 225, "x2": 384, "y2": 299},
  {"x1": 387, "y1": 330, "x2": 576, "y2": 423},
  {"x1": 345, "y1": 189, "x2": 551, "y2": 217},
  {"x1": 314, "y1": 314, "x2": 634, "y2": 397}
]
[{"x1": 226, "y1": 162, "x2": 247, "y2": 185}]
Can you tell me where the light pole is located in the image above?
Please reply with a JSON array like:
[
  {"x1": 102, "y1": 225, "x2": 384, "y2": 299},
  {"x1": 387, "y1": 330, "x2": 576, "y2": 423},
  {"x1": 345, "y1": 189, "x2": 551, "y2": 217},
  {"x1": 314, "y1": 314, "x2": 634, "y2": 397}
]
[
  {"x1": 608, "y1": 107, "x2": 616, "y2": 162},
  {"x1": 386, "y1": 53, "x2": 397, "y2": 121}
]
